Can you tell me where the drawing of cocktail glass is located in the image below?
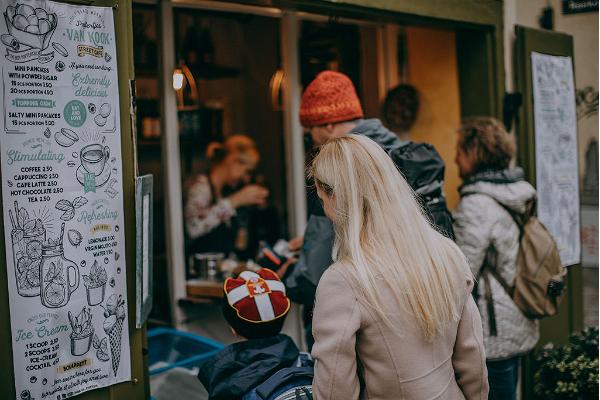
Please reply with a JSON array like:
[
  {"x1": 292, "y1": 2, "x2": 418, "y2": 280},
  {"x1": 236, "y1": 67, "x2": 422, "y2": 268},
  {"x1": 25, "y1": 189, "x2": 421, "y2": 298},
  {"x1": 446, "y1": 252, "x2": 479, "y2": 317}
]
[
  {"x1": 77, "y1": 144, "x2": 111, "y2": 187},
  {"x1": 40, "y1": 224, "x2": 79, "y2": 308},
  {"x1": 9, "y1": 201, "x2": 45, "y2": 297}
]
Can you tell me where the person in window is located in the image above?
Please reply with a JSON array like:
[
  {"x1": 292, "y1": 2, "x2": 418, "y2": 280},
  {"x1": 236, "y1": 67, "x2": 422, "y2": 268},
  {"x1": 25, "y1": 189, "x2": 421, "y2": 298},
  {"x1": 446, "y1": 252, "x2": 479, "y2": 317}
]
[{"x1": 185, "y1": 135, "x2": 268, "y2": 257}]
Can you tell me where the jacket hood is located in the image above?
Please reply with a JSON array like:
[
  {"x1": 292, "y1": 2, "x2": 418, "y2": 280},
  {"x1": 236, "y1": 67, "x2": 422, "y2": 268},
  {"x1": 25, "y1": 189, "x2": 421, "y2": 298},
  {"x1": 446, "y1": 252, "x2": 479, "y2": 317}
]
[
  {"x1": 460, "y1": 168, "x2": 536, "y2": 214},
  {"x1": 349, "y1": 118, "x2": 446, "y2": 199},
  {"x1": 349, "y1": 118, "x2": 454, "y2": 238},
  {"x1": 197, "y1": 334, "x2": 299, "y2": 400},
  {"x1": 350, "y1": 118, "x2": 408, "y2": 153}
]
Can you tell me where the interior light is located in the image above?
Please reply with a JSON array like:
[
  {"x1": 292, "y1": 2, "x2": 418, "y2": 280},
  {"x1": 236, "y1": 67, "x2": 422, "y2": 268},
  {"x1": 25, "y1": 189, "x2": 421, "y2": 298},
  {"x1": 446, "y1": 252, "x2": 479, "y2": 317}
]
[{"x1": 173, "y1": 68, "x2": 184, "y2": 91}]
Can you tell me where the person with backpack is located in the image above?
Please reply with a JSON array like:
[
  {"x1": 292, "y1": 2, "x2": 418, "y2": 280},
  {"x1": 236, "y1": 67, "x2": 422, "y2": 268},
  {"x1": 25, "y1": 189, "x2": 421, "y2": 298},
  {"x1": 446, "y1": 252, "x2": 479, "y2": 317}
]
[
  {"x1": 197, "y1": 268, "x2": 313, "y2": 400},
  {"x1": 453, "y1": 117, "x2": 565, "y2": 400},
  {"x1": 310, "y1": 135, "x2": 488, "y2": 399},
  {"x1": 285, "y1": 71, "x2": 455, "y2": 349}
]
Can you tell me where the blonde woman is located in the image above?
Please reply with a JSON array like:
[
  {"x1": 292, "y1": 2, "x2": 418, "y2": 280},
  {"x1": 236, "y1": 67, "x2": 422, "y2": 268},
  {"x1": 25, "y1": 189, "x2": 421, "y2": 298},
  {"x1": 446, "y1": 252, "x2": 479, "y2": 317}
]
[
  {"x1": 184, "y1": 135, "x2": 268, "y2": 256},
  {"x1": 310, "y1": 135, "x2": 488, "y2": 399}
]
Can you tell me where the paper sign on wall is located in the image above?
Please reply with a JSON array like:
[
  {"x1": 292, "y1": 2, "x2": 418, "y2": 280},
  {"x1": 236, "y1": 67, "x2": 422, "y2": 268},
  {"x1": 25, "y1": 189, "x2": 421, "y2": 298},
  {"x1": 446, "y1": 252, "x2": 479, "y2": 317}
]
[
  {"x1": 0, "y1": 1, "x2": 131, "y2": 398},
  {"x1": 531, "y1": 52, "x2": 581, "y2": 266}
]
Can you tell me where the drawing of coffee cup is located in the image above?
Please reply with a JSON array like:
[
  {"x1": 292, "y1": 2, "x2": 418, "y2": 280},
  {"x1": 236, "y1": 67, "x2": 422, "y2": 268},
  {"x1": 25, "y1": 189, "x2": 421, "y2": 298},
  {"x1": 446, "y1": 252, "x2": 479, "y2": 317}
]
[{"x1": 80, "y1": 144, "x2": 109, "y2": 176}]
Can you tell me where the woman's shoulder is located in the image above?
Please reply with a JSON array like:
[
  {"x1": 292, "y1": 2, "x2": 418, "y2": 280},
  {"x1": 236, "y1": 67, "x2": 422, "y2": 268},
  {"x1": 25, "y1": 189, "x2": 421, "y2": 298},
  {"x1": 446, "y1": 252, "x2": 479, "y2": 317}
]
[
  {"x1": 190, "y1": 174, "x2": 210, "y2": 187},
  {"x1": 185, "y1": 174, "x2": 213, "y2": 206},
  {"x1": 318, "y1": 262, "x2": 357, "y2": 294},
  {"x1": 456, "y1": 191, "x2": 497, "y2": 210},
  {"x1": 187, "y1": 174, "x2": 210, "y2": 193},
  {"x1": 454, "y1": 191, "x2": 503, "y2": 227}
]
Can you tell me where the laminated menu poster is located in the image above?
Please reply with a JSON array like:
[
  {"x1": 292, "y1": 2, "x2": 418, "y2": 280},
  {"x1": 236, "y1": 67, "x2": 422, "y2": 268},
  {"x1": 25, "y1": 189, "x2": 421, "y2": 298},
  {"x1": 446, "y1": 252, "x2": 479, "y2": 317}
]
[
  {"x1": 0, "y1": 1, "x2": 131, "y2": 399},
  {"x1": 531, "y1": 52, "x2": 581, "y2": 266}
]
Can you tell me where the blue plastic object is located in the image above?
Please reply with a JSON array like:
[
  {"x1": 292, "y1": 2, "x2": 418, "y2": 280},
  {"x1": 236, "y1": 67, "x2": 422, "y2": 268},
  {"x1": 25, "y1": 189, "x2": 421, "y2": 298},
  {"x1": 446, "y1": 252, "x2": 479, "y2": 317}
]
[{"x1": 148, "y1": 327, "x2": 224, "y2": 375}]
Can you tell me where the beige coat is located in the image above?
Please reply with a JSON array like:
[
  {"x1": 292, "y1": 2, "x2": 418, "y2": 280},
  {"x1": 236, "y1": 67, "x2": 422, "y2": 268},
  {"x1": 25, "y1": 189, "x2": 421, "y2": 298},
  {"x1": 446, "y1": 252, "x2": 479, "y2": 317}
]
[{"x1": 311, "y1": 263, "x2": 488, "y2": 400}]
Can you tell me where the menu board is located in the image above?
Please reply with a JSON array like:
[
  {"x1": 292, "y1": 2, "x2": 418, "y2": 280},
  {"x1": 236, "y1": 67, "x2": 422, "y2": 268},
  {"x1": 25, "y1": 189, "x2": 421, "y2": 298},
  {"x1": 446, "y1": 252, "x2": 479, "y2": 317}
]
[
  {"x1": 531, "y1": 52, "x2": 581, "y2": 266},
  {"x1": 0, "y1": 1, "x2": 131, "y2": 398}
]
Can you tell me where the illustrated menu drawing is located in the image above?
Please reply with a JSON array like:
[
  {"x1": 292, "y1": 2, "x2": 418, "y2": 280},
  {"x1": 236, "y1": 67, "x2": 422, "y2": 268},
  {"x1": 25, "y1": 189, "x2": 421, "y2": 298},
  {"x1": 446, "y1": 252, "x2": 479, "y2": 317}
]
[{"x1": 0, "y1": 1, "x2": 131, "y2": 399}]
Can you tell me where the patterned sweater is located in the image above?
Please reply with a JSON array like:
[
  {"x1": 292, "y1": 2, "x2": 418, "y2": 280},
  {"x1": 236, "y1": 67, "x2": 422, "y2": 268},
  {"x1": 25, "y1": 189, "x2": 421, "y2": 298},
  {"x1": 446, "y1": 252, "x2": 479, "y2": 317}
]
[{"x1": 184, "y1": 175, "x2": 235, "y2": 239}]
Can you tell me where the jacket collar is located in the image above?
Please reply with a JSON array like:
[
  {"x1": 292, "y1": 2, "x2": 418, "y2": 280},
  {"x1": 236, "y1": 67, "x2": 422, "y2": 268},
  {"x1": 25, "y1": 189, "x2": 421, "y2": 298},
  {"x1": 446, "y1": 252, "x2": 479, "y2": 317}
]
[{"x1": 462, "y1": 167, "x2": 524, "y2": 187}]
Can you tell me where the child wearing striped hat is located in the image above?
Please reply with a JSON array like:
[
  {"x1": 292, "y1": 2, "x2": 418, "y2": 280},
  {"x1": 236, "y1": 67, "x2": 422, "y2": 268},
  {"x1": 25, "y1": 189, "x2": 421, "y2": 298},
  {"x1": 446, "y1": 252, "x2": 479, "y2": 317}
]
[{"x1": 198, "y1": 268, "x2": 302, "y2": 400}]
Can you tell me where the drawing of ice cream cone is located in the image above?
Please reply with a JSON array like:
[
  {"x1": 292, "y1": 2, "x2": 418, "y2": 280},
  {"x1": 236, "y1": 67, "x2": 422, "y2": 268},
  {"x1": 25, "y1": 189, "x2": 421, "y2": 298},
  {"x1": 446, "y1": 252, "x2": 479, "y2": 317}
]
[{"x1": 102, "y1": 294, "x2": 126, "y2": 376}]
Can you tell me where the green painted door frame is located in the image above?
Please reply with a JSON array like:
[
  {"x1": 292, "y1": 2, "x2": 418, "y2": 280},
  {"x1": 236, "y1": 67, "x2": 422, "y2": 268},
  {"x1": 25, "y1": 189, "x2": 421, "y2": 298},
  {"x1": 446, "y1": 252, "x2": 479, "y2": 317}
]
[
  {"x1": 514, "y1": 25, "x2": 583, "y2": 343},
  {"x1": 514, "y1": 24, "x2": 583, "y2": 400},
  {"x1": 0, "y1": 1, "x2": 149, "y2": 399}
]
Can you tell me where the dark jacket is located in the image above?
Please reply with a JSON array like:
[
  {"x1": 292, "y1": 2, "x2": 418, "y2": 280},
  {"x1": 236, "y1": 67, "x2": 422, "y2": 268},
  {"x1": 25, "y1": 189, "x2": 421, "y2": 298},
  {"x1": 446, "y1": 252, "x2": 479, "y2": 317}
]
[
  {"x1": 286, "y1": 119, "x2": 455, "y2": 308},
  {"x1": 197, "y1": 334, "x2": 299, "y2": 400}
]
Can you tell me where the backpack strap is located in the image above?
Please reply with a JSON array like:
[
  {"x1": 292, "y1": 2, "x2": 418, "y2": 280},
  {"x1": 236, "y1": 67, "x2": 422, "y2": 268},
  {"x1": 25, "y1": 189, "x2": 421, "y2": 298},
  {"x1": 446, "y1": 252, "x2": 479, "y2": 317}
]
[
  {"x1": 477, "y1": 252, "x2": 513, "y2": 337},
  {"x1": 486, "y1": 263, "x2": 515, "y2": 298},
  {"x1": 481, "y1": 271, "x2": 497, "y2": 336},
  {"x1": 493, "y1": 197, "x2": 537, "y2": 240},
  {"x1": 254, "y1": 367, "x2": 314, "y2": 399}
]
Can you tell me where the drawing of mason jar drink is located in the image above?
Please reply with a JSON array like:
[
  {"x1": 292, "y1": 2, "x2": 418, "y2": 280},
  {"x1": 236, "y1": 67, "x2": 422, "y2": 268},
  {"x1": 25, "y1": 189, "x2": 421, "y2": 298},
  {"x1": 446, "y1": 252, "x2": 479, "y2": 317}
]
[
  {"x1": 40, "y1": 223, "x2": 80, "y2": 308},
  {"x1": 77, "y1": 144, "x2": 111, "y2": 188},
  {"x1": 9, "y1": 201, "x2": 45, "y2": 297}
]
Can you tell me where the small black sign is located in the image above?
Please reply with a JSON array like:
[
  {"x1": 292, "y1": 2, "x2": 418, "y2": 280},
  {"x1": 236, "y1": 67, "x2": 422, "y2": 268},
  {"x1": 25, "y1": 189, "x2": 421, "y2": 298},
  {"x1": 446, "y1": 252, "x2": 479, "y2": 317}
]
[{"x1": 562, "y1": 0, "x2": 599, "y2": 14}]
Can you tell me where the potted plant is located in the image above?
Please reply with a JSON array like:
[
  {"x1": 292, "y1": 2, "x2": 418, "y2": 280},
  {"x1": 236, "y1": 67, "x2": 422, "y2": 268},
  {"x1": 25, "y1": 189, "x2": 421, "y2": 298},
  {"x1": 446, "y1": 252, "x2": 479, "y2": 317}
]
[
  {"x1": 534, "y1": 327, "x2": 599, "y2": 399},
  {"x1": 83, "y1": 260, "x2": 108, "y2": 306},
  {"x1": 68, "y1": 307, "x2": 94, "y2": 356}
]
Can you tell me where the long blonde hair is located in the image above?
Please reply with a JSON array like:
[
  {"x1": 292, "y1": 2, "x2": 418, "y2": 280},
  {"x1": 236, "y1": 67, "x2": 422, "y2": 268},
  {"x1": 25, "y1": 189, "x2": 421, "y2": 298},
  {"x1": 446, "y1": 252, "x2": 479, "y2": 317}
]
[{"x1": 310, "y1": 135, "x2": 471, "y2": 340}]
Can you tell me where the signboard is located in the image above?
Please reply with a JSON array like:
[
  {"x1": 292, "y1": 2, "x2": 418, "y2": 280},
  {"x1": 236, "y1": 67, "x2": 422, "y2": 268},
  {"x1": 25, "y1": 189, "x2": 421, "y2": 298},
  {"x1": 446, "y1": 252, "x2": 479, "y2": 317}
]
[
  {"x1": 562, "y1": 0, "x2": 598, "y2": 14},
  {"x1": 0, "y1": 1, "x2": 131, "y2": 398},
  {"x1": 531, "y1": 52, "x2": 581, "y2": 266},
  {"x1": 135, "y1": 174, "x2": 152, "y2": 328}
]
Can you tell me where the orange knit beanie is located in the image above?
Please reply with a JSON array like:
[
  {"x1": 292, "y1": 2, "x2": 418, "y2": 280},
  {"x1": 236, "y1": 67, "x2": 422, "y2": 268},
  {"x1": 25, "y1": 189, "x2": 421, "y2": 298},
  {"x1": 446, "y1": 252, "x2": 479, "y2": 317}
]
[{"x1": 299, "y1": 71, "x2": 364, "y2": 127}]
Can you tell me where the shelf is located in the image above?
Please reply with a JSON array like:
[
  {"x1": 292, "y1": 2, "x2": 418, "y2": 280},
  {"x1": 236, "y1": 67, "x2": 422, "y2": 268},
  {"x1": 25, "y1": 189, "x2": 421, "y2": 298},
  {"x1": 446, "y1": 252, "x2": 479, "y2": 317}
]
[{"x1": 186, "y1": 280, "x2": 224, "y2": 299}]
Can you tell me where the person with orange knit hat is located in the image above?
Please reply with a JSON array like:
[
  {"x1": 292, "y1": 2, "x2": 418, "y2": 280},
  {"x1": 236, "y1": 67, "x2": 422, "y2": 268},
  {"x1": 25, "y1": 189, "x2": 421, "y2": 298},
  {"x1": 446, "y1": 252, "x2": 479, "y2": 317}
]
[{"x1": 285, "y1": 70, "x2": 455, "y2": 349}]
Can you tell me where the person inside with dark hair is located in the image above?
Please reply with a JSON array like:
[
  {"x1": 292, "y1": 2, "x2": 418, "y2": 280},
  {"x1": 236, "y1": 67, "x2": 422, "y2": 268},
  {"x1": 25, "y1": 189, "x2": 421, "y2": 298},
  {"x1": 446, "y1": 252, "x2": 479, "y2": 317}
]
[
  {"x1": 197, "y1": 268, "x2": 303, "y2": 400},
  {"x1": 382, "y1": 83, "x2": 420, "y2": 140},
  {"x1": 184, "y1": 135, "x2": 269, "y2": 257},
  {"x1": 453, "y1": 117, "x2": 539, "y2": 400}
]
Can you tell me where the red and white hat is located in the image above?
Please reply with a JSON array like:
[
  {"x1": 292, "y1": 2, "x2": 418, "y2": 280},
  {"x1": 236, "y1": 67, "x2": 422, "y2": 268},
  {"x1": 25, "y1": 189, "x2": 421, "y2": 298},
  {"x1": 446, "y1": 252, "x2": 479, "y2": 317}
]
[{"x1": 223, "y1": 268, "x2": 290, "y2": 338}]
